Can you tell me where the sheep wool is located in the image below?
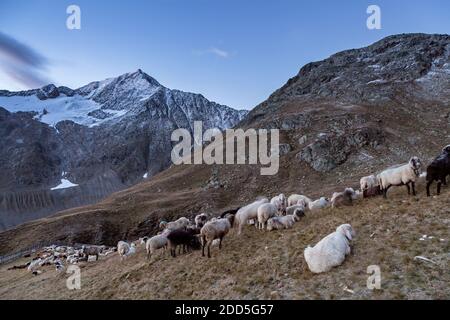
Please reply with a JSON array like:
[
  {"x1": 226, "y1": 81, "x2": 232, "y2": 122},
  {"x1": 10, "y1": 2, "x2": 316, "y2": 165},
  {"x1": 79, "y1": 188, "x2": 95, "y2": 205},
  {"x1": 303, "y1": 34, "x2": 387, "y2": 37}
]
[{"x1": 304, "y1": 224, "x2": 355, "y2": 273}]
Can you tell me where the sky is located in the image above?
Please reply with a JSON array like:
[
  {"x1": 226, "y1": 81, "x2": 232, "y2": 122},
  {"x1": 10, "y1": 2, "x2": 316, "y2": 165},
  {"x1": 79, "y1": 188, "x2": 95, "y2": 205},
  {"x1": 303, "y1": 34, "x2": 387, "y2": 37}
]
[{"x1": 0, "y1": 0, "x2": 449, "y2": 110}]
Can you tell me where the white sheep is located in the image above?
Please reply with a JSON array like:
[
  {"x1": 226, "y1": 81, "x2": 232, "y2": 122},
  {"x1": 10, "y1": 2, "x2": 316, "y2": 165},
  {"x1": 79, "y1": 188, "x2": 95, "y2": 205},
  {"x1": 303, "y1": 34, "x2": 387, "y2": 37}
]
[
  {"x1": 27, "y1": 258, "x2": 42, "y2": 273},
  {"x1": 308, "y1": 197, "x2": 330, "y2": 211},
  {"x1": 267, "y1": 211, "x2": 302, "y2": 231},
  {"x1": 194, "y1": 213, "x2": 209, "y2": 228},
  {"x1": 288, "y1": 194, "x2": 312, "y2": 207},
  {"x1": 200, "y1": 216, "x2": 233, "y2": 258},
  {"x1": 360, "y1": 175, "x2": 378, "y2": 192},
  {"x1": 270, "y1": 194, "x2": 287, "y2": 214},
  {"x1": 304, "y1": 224, "x2": 355, "y2": 273},
  {"x1": 285, "y1": 200, "x2": 306, "y2": 216},
  {"x1": 166, "y1": 217, "x2": 190, "y2": 231},
  {"x1": 145, "y1": 230, "x2": 170, "y2": 260},
  {"x1": 257, "y1": 203, "x2": 278, "y2": 230},
  {"x1": 234, "y1": 198, "x2": 269, "y2": 235},
  {"x1": 117, "y1": 241, "x2": 136, "y2": 261},
  {"x1": 377, "y1": 157, "x2": 422, "y2": 198}
]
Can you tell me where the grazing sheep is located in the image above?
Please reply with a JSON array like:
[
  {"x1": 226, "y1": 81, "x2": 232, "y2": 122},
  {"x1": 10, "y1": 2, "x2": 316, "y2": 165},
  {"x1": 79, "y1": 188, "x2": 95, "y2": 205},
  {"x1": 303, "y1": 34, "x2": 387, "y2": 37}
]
[
  {"x1": 426, "y1": 147, "x2": 450, "y2": 196},
  {"x1": 271, "y1": 194, "x2": 287, "y2": 214},
  {"x1": 145, "y1": 231, "x2": 170, "y2": 260},
  {"x1": 194, "y1": 213, "x2": 209, "y2": 228},
  {"x1": 166, "y1": 217, "x2": 190, "y2": 231},
  {"x1": 117, "y1": 241, "x2": 136, "y2": 260},
  {"x1": 257, "y1": 203, "x2": 278, "y2": 230},
  {"x1": 304, "y1": 224, "x2": 355, "y2": 273},
  {"x1": 377, "y1": 157, "x2": 422, "y2": 198},
  {"x1": 200, "y1": 215, "x2": 234, "y2": 258},
  {"x1": 267, "y1": 210, "x2": 303, "y2": 231},
  {"x1": 308, "y1": 197, "x2": 330, "y2": 211},
  {"x1": 288, "y1": 194, "x2": 312, "y2": 207},
  {"x1": 81, "y1": 245, "x2": 103, "y2": 261},
  {"x1": 235, "y1": 198, "x2": 269, "y2": 235},
  {"x1": 166, "y1": 229, "x2": 201, "y2": 257},
  {"x1": 360, "y1": 175, "x2": 378, "y2": 192},
  {"x1": 331, "y1": 189, "x2": 354, "y2": 208}
]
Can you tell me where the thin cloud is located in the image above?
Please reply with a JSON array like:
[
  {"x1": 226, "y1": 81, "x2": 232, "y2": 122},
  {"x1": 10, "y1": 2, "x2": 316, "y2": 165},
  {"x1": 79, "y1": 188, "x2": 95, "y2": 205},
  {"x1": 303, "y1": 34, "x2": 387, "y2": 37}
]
[
  {"x1": 193, "y1": 47, "x2": 232, "y2": 59},
  {"x1": 208, "y1": 47, "x2": 230, "y2": 58},
  {"x1": 0, "y1": 31, "x2": 51, "y2": 88}
]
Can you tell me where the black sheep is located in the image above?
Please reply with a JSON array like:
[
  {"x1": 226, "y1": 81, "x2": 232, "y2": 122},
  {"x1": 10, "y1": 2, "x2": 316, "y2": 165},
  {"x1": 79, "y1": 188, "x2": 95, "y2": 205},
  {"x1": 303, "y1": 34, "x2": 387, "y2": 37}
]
[
  {"x1": 219, "y1": 207, "x2": 240, "y2": 218},
  {"x1": 166, "y1": 229, "x2": 201, "y2": 257},
  {"x1": 426, "y1": 146, "x2": 450, "y2": 196}
]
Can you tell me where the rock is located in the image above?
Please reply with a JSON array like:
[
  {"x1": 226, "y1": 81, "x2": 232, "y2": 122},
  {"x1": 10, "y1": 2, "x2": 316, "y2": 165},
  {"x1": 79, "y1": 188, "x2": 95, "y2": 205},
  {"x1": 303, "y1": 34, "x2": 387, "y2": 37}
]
[
  {"x1": 278, "y1": 143, "x2": 292, "y2": 156},
  {"x1": 298, "y1": 135, "x2": 307, "y2": 146},
  {"x1": 297, "y1": 127, "x2": 384, "y2": 172}
]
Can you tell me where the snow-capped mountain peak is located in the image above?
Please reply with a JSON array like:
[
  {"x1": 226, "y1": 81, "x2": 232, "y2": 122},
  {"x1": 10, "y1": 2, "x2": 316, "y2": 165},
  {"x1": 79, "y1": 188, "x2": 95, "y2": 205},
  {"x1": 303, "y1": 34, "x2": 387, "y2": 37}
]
[{"x1": 0, "y1": 70, "x2": 247, "y2": 128}]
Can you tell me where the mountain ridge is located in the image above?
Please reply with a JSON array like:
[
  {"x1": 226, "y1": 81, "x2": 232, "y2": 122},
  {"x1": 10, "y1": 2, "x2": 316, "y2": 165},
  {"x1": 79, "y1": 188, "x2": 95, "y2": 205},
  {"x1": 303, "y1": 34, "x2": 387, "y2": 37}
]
[
  {"x1": 0, "y1": 70, "x2": 247, "y2": 230},
  {"x1": 0, "y1": 33, "x2": 449, "y2": 250}
]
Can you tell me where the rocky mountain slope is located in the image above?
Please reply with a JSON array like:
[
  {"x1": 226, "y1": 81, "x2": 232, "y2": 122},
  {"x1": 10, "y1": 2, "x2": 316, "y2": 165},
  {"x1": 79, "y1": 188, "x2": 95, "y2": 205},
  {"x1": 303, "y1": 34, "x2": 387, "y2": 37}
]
[
  {"x1": 1, "y1": 186, "x2": 448, "y2": 300},
  {"x1": 0, "y1": 70, "x2": 247, "y2": 230},
  {"x1": 0, "y1": 33, "x2": 449, "y2": 257}
]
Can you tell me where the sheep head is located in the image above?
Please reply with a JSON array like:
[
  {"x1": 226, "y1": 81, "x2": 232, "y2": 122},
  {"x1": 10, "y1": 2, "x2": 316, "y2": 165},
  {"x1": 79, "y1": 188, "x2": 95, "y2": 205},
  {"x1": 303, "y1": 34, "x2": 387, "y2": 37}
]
[
  {"x1": 443, "y1": 145, "x2": 450, "y2": 154},
  {"x1": 409, "y1": 156, "x2": 422, "y2": 176},
  {"x1": 337, "y1": 224, "x2": 355, "y2": 241},
  {"x1": 293, "y1": 208, "x2": 305, "y2": 220}
]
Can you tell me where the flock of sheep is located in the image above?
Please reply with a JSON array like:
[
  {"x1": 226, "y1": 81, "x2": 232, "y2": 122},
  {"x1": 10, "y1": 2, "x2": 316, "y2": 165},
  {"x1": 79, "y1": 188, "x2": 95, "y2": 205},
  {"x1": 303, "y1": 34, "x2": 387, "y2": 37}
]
[
  {"x1": 119, "y1": 144, "x2": 450, "y2": 274},
  {"x1": 11, "y1": 144, "x2": 450, "y2": 276}
]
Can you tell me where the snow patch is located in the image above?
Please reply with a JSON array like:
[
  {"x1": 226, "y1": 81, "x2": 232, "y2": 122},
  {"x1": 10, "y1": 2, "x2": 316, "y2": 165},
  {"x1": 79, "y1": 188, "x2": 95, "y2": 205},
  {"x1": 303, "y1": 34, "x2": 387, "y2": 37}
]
[
  {"x1": 0, "y1": 94, "x2": 130, "y2": 127},
  {"x1": 51, "y1": 179, "x2": 78, "y2": 190}
]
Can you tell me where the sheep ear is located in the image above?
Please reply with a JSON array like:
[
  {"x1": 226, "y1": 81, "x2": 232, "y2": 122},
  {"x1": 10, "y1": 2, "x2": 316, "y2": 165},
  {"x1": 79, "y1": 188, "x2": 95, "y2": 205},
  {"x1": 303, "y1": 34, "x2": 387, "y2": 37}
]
[{"x1": 344, "y1": 228, "x2": 353, "y2": 240}]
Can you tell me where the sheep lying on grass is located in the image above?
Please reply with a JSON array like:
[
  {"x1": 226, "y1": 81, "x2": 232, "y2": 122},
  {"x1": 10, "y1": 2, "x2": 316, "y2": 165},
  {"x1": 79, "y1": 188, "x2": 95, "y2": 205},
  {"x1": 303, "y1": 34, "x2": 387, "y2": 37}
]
[
  {"x1": 286, "y1": 200, "x2": 306, "y2": 216},
  {"x1": 267, "y1": 210, "x2": 303, "y2": 231},
  {"x1": 200, "y1": 215, "x2": 234, "y2": 258},
  {"x1": 304, "y1": 224, "x2": 355, "y2": 273},
  {"x1": 288, "y1": 194, "x2": 312, "y2": 207},
  {"x1": 331, "y1": 189, "x2": 354, "y2": 208},
  {"x1": 308, "y1": 197, "x2": 330, "y2": 211},
  {"x1": 377, "y1": 157, "x2": 422, "y2": 198}
]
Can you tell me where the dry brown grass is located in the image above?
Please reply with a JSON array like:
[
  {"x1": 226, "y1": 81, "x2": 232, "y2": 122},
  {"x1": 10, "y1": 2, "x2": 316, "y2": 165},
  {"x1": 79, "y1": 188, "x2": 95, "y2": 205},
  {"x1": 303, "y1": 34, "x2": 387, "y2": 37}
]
[{"x1": 0, "y1": 185, "x2": 448, "y2": 300}]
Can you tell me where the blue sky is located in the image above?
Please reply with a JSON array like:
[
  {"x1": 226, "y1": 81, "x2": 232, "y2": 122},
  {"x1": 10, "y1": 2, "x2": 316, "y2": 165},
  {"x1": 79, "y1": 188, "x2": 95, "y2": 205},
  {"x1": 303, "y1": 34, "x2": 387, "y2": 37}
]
[{"x1": 0, "y1": 0, "x2": 449, "y2": 110}]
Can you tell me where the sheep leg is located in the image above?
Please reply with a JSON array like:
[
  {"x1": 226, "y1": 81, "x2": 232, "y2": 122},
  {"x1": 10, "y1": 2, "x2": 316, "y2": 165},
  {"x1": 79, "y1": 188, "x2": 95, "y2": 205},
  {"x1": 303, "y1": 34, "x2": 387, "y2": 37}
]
[
  {"x1": 426, "y1": 180, "x2": 433, "y2": 197},
  {"x1": 405, "y1": 183, "x2": 411, "y2": 195},
  {"x1": 219, "y1": 237, "x2": 223, "y2": 249},
  {"x1": 382, "y1": 188, "x2": 387, "y2": 199},
  {"x1": 201, "y1": 235, "x2": 206, "y2": 257},
  {"x1": 437, "y1": 181, "x2": 442, "y2": 195},
  {"x1": 411, "y1": 182, "x2": 416, "y2": 196},
  {"x1": 207, "y1": 243, "x2": 212, "y2": 258},
  {"x1": 146, "y1": 250, "x2": 151, "y2": 260}
]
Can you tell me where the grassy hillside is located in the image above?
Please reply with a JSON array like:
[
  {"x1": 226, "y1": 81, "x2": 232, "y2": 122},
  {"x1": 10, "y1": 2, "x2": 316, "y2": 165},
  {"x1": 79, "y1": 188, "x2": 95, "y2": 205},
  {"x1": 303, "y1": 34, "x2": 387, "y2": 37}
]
[{"x1": 0, "y1": 184, "x2": 448, "y2": 300}]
